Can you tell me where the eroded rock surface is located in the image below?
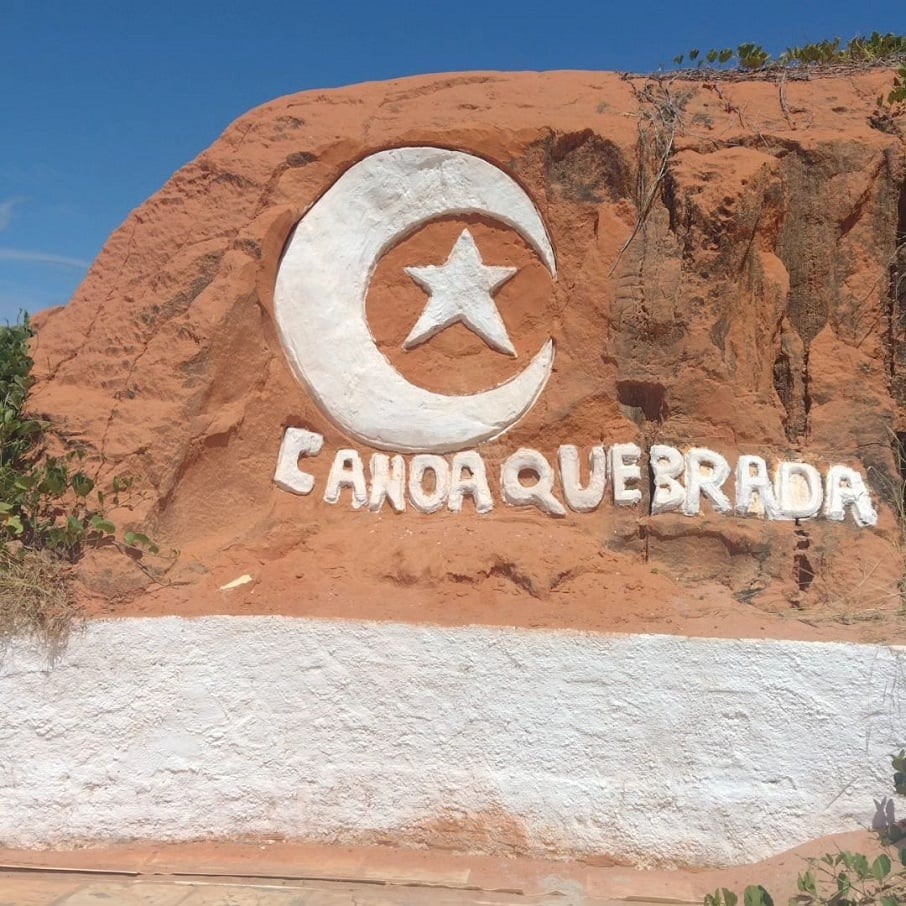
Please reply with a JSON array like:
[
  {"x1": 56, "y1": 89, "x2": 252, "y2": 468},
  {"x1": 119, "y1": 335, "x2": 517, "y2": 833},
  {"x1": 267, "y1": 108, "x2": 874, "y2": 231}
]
[{"x1": 30, "y1": 69, "x2": 906, "y2": 640}]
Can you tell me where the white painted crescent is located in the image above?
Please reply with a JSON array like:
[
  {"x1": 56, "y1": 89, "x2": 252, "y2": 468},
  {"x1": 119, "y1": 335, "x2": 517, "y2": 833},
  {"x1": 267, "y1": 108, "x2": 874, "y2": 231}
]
[{"x1": 274, "y1": 147, "x2": 556, "y2": 453}]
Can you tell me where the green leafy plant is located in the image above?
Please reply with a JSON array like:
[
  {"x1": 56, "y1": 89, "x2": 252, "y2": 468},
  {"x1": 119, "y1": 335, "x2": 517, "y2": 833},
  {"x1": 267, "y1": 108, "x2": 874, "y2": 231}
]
[
  {"x1": 0, "y1": 314, "x2": 163, "y2": 642},
  {"x1": 779, "y1": 38, "x2": 843, "y2": 66},
  {"x1": 871, "y1": 64, "x2": 906, "y2": 132},
  {"x1": 0, "y1": 317, "x2": 148, "y2": 559},
  {"x1": 787, "y1": 850, "x2": 905, "y2": 905},
  {"x1": 707, "y1": 48, "x2": 736, "y2": 67},
  {"x1": 894, "y1": 749, "x2": 906, "y2": 798},
  {"x1": 703, "y1": 753, "x2": 906, "y2": 906},
  {"x1": 891, "y1": 64, "x2": 906, "y2": 104},
  {"x1": 704, "y1": 885, "x2": 774, "y2": 906},
  {"x1": 736, "y1": 43, "x2": 770, "y2": 71},
  {"x1": 843, "y1": 33, "x2": 906, "y2": 63},
  {"x1": 672, "y1": 33, "x2": 905, "y2": 73}
]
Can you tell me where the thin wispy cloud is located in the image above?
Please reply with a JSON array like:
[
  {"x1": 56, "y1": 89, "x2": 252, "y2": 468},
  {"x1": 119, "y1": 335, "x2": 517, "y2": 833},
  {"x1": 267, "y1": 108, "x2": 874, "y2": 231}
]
[
  {"x1": 0, "y1": 197, "x2": 27, "y2": 232},
  {"x1": 0, "y1": 248, "x2": 90, "y2": 270}
]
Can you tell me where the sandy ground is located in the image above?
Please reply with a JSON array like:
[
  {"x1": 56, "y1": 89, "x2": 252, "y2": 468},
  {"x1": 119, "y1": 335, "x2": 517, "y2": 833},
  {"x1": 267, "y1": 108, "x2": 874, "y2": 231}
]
[{"x1": 1, "y1": 831, "x2": 903, "y2": 904}]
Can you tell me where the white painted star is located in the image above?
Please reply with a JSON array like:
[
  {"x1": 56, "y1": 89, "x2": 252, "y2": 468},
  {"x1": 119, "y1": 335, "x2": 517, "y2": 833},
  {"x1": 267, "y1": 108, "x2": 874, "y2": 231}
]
[{"x1": 403, "y1": 229, "x2": 518, "y2": 356}]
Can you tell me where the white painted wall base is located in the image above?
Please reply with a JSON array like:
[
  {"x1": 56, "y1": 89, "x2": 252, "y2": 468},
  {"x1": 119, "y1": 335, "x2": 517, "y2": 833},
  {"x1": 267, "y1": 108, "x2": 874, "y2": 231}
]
[{"x1": 1, "y1": 617, "x2": 903, "y2": 867}]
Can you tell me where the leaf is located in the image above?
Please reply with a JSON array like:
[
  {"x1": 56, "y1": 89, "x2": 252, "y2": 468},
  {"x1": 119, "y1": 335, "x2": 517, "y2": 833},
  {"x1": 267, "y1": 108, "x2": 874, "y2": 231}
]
[
  {"x1": 70, "y1": 473, "x2": 95, "y2": 498},
  {"x1": 722, "y1": 890, "x2": 738, "y2": 906},
  {"x1": 871, "y1": 853, "x2": 891, "y2": 881},
  {"x1": 124, "y1": 531, "x2": 160, "y2": 555},
  {"x1": 743, "y1": 885, "x2": 773, "y2": 906},
  {"x1": 40, "y1": 467, "x2": 67, "y2": 496},
  {"x1": 895, "y1": 771, "x2": 906, "y2": 796},
  {"x1": 836, "y1": 871, "x2": 851, "y2": 895},
  {"x1": 847, "y1": 852, "x2": 869, "y2": 879},
  {"x1": 89, "y1": 515, "x2": 115, "y2": 535},
  {"x1": 112, "y1": 475, "x2": 133, "y2": 494},
  {"x1": 797, "y1": 869, "x2": 816, "y2": 895}
]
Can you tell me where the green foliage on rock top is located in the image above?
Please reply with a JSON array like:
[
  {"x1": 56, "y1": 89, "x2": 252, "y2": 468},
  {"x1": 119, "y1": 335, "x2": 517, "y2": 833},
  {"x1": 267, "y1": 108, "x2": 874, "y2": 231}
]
[
  {"x1": 668, "y1": 33, "x2": 906, "y2": 134},
  {"x1": 671, "y1": 32, "x2": 906, "y2": 73}
]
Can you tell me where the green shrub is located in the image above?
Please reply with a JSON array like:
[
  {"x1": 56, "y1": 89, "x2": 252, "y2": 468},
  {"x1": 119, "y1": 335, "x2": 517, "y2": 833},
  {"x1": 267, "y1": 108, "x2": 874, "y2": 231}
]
[
  {"x1": 671, "y1": 32, "x2": 905, "y2": 74},
  {"x1": 0, "y1": 316, "x2": 153, "y2": 559},
  {"x1": 0, "y1": 314, "x2": 160, "y2": 641}
]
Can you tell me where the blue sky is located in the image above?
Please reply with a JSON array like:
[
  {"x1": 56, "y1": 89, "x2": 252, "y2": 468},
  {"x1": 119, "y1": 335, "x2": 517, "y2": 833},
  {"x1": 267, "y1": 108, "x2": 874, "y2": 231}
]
[{"x1": 1, "y1": 0, "x2": 903, "y2": 323}]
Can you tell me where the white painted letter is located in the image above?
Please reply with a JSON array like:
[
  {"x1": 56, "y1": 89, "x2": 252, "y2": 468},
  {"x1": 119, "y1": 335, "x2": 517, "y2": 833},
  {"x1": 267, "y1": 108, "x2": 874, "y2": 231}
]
[
  {"x1": 273, "y1": 427, "x2": 323, "y2": 495},
  {"x1": 324, "y1": 449, "x2": 368, "y2": 508},
  {"x1": 369, "y1": 453, "x2": 406, "y2": 513},
  {"x1": 501, "y1": 448, "x2": 566, "y2": 517},
  {"x1": 409, "y1": 454, "x2": 450, "y2": 514},
  {"x1": 775, "y1": 461, "x2": 823, "y2": 521},
  {"x1": 683, "y1": 448, "x2": 731, "y2": 516},
  {"x1": 448, "y1": 450, "x2": 493, "y2": 514},
  {"x1": 823, "y1": 465, "x2": 878, "y2": 527},
  {"x1": 611, "y1": 443, "x2": 642, "y2": 507},
  {"x1": 558, "y1": 445, "x2": 607, "y2": 512},
  {"x1": 649, "y1": 444, "x2": 685, "y2": 514},
  {"x1": 735, "y1": 455, "x2": 780, "y2": 519}
]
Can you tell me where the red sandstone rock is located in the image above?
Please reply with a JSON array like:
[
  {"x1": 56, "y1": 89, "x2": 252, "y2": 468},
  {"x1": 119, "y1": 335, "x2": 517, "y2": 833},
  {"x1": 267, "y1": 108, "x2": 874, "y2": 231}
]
[{"x1": 29, "y1": 69, "x2": 906, "y2": 641}]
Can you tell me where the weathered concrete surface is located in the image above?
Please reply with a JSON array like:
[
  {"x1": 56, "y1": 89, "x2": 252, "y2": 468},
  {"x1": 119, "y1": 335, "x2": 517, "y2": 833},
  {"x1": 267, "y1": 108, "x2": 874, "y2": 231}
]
[{"x1": 1, "y1": 617, "x2": 903, "y2": 866}]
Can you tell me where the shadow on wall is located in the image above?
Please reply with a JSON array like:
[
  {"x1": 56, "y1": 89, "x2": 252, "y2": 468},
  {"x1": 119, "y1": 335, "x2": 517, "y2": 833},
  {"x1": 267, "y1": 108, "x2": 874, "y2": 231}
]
[{"x1": 873, "y1": 796, "x2": 898, "y2": 832}]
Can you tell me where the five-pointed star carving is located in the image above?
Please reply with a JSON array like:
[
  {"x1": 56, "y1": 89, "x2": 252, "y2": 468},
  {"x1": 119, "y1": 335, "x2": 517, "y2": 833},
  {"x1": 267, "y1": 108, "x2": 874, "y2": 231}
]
[{"x1": 403, "y1": 229, "x2": 518, "y2": 356}]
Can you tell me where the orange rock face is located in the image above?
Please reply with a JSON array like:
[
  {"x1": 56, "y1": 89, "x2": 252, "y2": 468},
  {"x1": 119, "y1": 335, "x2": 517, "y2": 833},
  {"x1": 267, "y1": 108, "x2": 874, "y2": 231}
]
[{"x1": 30, "y1": 69, "x2": 906, "y2": 641}]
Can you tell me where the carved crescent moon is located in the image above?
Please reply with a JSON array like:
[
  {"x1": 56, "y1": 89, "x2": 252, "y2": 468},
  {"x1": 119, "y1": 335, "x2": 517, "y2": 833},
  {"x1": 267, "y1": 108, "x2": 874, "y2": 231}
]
[{"x1": 274, "y1": 147, "x2": 556, "y2": 454}]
